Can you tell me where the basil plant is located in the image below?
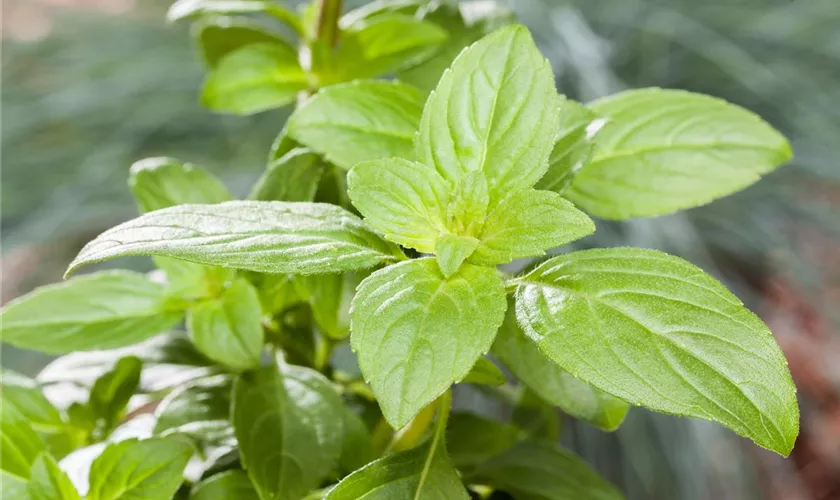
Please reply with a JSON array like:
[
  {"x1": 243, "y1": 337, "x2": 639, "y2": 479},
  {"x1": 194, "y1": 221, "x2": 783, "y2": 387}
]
[{"x1": 0, "y1": 1, "x2": 798, "y2": 499}]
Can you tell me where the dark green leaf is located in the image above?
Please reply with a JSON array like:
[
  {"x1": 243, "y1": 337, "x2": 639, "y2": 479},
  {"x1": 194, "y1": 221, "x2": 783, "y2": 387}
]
[
  {"x1": 188, "y1": 278, "x2": 264, "y2": 371},
  {"x1": 87, "y1": 357, "x2": 142, "y2": 439},
  {"x1": 154, "y1": 375, "x2": 232, "y2": 436},
  {"x1": 28, "y1": 453, "x2": 81, "y2": 500},
  {"x1": 337, "y1": 407, "x2": 375, "y2": 476},
  {"x1": 67, "y1": 201, "x2": 404, "y2": 276},
  {"x1": 514, "y1": 248, "x2": 798, "y2": 455},
  {"x1": 287, "y1": 81, "x2": 424, "y2": 170},
  {"x1": 511, "y1": 389, "x2": 561, "y2": 443},
  {"x1": 446, "y1": 413, "x2": 517, "y2": 469},
  {"x1": 248, "y1": 148, "x2": 324, "y2": 202},
  {"x1": 351, "y1": 258, "x2": 506, "y2": 428},
  {"x1": 194, "y1": 18, "x2": 289, "y2": 68},
  {"x1": 0, "y1": 271, "x2": 184, "y2": 354},
  {"x1": 190, "y1": 471, "x2": 258, "y2": 500}
]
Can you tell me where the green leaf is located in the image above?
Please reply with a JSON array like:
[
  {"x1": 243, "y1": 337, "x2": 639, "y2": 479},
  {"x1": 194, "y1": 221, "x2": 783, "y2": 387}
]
[
  {"x1": 468, "y1": 443, "x2": 624, "y2": 500},
  {"x1": 1, "y1": 404, "x2": 46, "y2": 481},
  {"x1": 248, "y1": 148, "x2": 324, "y2": 202},
  {"x1": 202, "y1": 42, "x2": 307, "y2": 115},
  {"x1": 233, "y1": 359, "x2": 343, "y2": 500},
  {"x1": 1, "y1": 470, "x2": 30, "y2": 499},
  {"x1": 188, "y1": 278, "x2": 264, "y2": 371},
  {"x1": 86, "y1": 438, "x2": 192, "y2": 500},
  {"x1": 435, "y1": 234, "x2": 480, "y2": 278},
  {"x1": 469, "y1": 189, "x2": 595, "y2": 266},
  {"x1": 1, "y1": 370, "x2": 63, "y2": 432},
  {"x1": 339, "y1": 0, "x2": 428, "y2": 26},
  {"x1": 190, "y1": 471, "x2": 259, "y2": 500},
  {"x1": 511, "y1": 389, "x2": 561, "y2": 443},
  {"x1": 154, "y1": 375, "x2": 232, "y2": 436},
  {"x1": 514, "y1": 248, "x2": 799, "y2": 455},
  {"x1": 566, "y1": 88, "x2": 793, "y2": 219},
  {"x1": 416, "y1": 25, "x2": 559, "y2": 207},
  {"x1": 287, "y1": 81, "x2": 424, "y2": 170},
  {"x1": 337, "y1": 407, "x2": 374, "y2": 476},
  {"x1": 351, "y1": 258, "x2": 506, "y2": 428},
  {"x1": 87, "y1": 357, "x2": 142, "y2": 439},
  {"x1": 459, "y1": 357, "x2": 505, "y2": 386},
  {"x1": 0, "y1": 271, "x2": 184, "y2": 354},
  {"x1": 194, "y1": 18, "x2": 289, "y2": 68},
  {"x1": 67, "y1": 201, "x2": 403, "y2": 276},
  {"x1": 293, "y1": 273, "x2": 361, "y2": 340},
  {"x1": 128, "y1": 157, "x2": 232, "y2": 214},
  {"x1": 446, "y1": 413, "x2": 517, "y2": 470},
  {"x1": 326, "y1": 393, "x2": 468, "y2": 500},
  {"x1": 168, "y1": 0, "x2": 303, "y2": 34},
  {"x1": 397, "y1": 2, "x2": 514, "y2": 93},
  {"x1": 493, "y1": 305, "x2": 629, "y2": 431},
  {"x1": 347, "y1": 158, "x2": 449, "y2": 253},
  {"x1": 314, "y1": 14, "x2": 446, "y2": 85},
  {"x1": 536, "y1": 97, "x2": 603, "y2": 195},
  {"x1": 28, "y1": 453, "x2": 81, "y2": 500}
]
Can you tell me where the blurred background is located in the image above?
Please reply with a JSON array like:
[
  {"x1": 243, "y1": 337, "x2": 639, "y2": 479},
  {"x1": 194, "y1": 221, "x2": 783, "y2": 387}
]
[{"x1": 2, "y1": 0, "x2": 839, "y2": 498}]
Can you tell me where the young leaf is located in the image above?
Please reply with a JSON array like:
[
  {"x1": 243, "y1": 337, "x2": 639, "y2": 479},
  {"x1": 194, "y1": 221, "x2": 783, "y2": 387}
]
[
  {"x1": 87, "y1": 356, "x2": 143, "y2": 439},
  {"x1": 154, "y1": 375, "x2": 232, "y2": 436},
  {"x1": 536, "y1": 97, "x2": 603, "y2": 195},
  {"x1": 416, "y1": 25, "x2": 559, "y2": 206},
  {"x1": 86, "y1": 438, "x2": 193, "y2": 500},
  {"x1": 435, "y1": 234, "x2": 479, "y2": 279},
  {"x1": 128, "y1": 157, "x2": 232, "y2": 214},
  {"x1": 168, "y1": 0, "x2": 303, "y2": 35},
  {"x1": 67, "y1": 201, "x2": 403, "y2": 276},
  {"x1": 467, "y1": 443, "x2": 624, "y2": 500},
  {"x1": 188, "y1": 278, "x2": 264, "y2": 371},
  {"x1": 350, "y1": 258, "x2": 506, "y2": 428},
  {"x1": 326, "y1": 393, "x2": 468, "y2": 500},
  {"x1": 347, "y1": 158, "x2": 449, "y2": 253},
  {"x1": 202, "y1": 42, "x2": 308, "y2": 115},
  {"x1": 194, "y1": 18, "x2": 289, "y2": 68},
  {"x1": 493, "y1": 305, "x2": 629, "y2": 431},
  {"x1": 233, "y1": 359, "x2": 343, "y2": 500},
  {"x1": 314, "y1": 14, "x2": 447, "y2": 85},
  {"x1": 28, "y1": 453, "x2": 82, "y2": 500},
  {"x1": 248, "y1": 148, "x2": 324, "y2": 202},
  {"x1": 446, "y1": 413, "x2": 517, "y2": 469},
  {"x1": 191, "y1": 471, "x2": 259, "y2": 500},
  {"x1": 566, "y1": 88, "x2": 793, "y2": 219},
  {"x1": 0, "y1": 271, "x2": 183, "y2": 354},
  {"x1": 1, "y1": 404, "x2": 46, "y2": 481},
  {"x1": 459, "y1": 357, "x2": 505, "y2": 386},
  {"x1": 469, "y1": 189, "x2": 595, "y2": 266},
  {"x1": 287, "y1": 81, "x2": 424, "y2": 170},
  {"x1": 1, "y1": 370, "x2": 64, "y2": 432},
  {"x1": 514, "y1": 248, "x2": 799, "y2": 455}
]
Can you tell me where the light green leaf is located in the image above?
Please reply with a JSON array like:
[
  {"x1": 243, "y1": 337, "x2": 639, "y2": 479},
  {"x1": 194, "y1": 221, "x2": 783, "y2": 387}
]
[
  {"x1": 416, "y1": 25, "x2": 559, "y2": 207},
  {"x1": 28, "y1": 453, "x2": 81, "y2": 500},
  {"x1": 397, "y1": 2, "x2": 514, "y2": 93},
  {"x1": 493, "y1": 305, "x2": 629, "y2": 431},
  {"x1": 469, "y1": 189, "x2": 595, "y2": 266},
  {"x1": 351, "y1": 258, "x2": 506, "y2": 428},
  {"x1": 339, "y1": 0, "x2": 427, "y2": 26},
  {"x1": 287, "y1": 81, "x2": 424, "y2": 170},
  {"x1": 514, "y1": 248, "x2": 799, "y2": 455},
  {"x1": 87, "y1": 357, "x2": 142, "y2": 439},
  {"x1": 446, "y1": 413, "x2": 517, "y2": 469},
  {"x1": 435, "y1": 234, "x2": 479, "y2": 278},
  {"x1": 188, "y1": 278, "x2": 264, "y2": 371},
  {"x1": 168, "y1": 0, "x2": 303, "y2": 34},
  {"x1": 154, "y1": 375, "x2": 232, "y2": 436},
  {"x1": 468, "y1": 443, "x2": 624, "y2": 500},
  {"x1": 0, "y1": 271, "x2": 184, "y2": 354},
  {"x1": 1, "y1": 370, "x2": 63, "y2": 432},
  {"x1": 536, "y1": 97, "x2": 603, "y2": 195},
  {"x1": 190, "y1": 471, "x2": 259, "y2": 500},
  {"x1": 67, "y1": 201, "x2": 403, "y2": 276},
  {"x1": 202, "y1": 42, "x2": 308, "y2": 115},
  {"x1": 348, "y1": 158, "x2": 449, "y2": 253},
  {"x1": 1, "y1": 404, "x2": 46, "y2": 481},
  {"x1": 1, "y1": 469, "x2": 30, "y2": 499},
  {"x1": 326, "y1": 393, "x2": 468, "y2": 500},
  {"x1": 566, "y1": 88, "x2": 793, "y2": 219},
  {"x1": 128, "y1": 157, "x2": 232, "y2": 214},
  {"x1": 86, "y1": 438, "x2": 192, "y2": 500},
  {"x1": 233, "y1": 359, "x2": 343, "y2": 500},
  {"x1": 248, "y1": 148, "x2": 324, "y2": 202},
  {"x1": 194, "y1": 18, "x2": 289, "y2": 68},
  {"x1": 314, "y1": 14, "x2": 446, "y2": 85},
  {"x1": 459, "y1": 357, "x2": 505, "y2": 386}
]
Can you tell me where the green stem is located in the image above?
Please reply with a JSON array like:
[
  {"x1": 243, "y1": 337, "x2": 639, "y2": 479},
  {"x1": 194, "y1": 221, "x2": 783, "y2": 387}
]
[
  {"x1": 388, "y1": 390, "x2": 452, "y2": 453},
  {"x1": 315, "y1": 0, "x2": 343, "y2": 47}
]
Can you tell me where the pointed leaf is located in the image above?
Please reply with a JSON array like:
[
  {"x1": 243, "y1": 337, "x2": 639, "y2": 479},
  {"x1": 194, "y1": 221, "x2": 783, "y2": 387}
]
[
  {"x1": 67, "y1": 201, "x2": 403, "y2": 276},
  {"x1": 287, "y1": 81, "x2": 424, "y2": 170},
  {"x1": 459, "y1": 357, "x2": 505, "y2": 386},
  {"x1": 351, "y1": 258, "x2": 506, "y2": 428},
  {"x1": 28, "y1": 454, "x2": 81, "y2": 500},
  {"x1": 1, "y1": 404, "x2": 46, "y2": 481},
  {"x1": 248, "y1": 148, "x2": 324, "y2": 202},
  {"x1": 514, "y1": 248, "x2": 798, "y2": 454},
  {"x1": 87, "y1": 357, "x2": 142, "y2": 439},
  {"x1": 1, "y1": 370, "x2": 63, "y2": 432},
  {"x1": 0, "y1": 271, "x2": 183, "y2": 354},
  {"x1": 435, "y1": 234, "x2": 479, "y2": 278},
  {"x1": 566, "y1": 88, "x2": 793, "y2": 219}
]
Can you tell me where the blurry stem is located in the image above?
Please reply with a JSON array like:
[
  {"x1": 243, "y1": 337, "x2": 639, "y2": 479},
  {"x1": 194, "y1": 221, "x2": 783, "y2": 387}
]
[
  {"x1": 315, "y1": 0, "x2": 343, "y2": 47},
  {"x1": 387, "y1": 390, "x2": 452, "y2": 453}
]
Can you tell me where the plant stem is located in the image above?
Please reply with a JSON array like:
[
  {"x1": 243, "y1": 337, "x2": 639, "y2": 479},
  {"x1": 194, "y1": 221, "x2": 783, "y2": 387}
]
[
  {"x1": 315, "y1": 0, "x2": 343, "y2": 47},
  {"x1": 387, "y1": 390, "x2": 452, "y2": 453}
]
